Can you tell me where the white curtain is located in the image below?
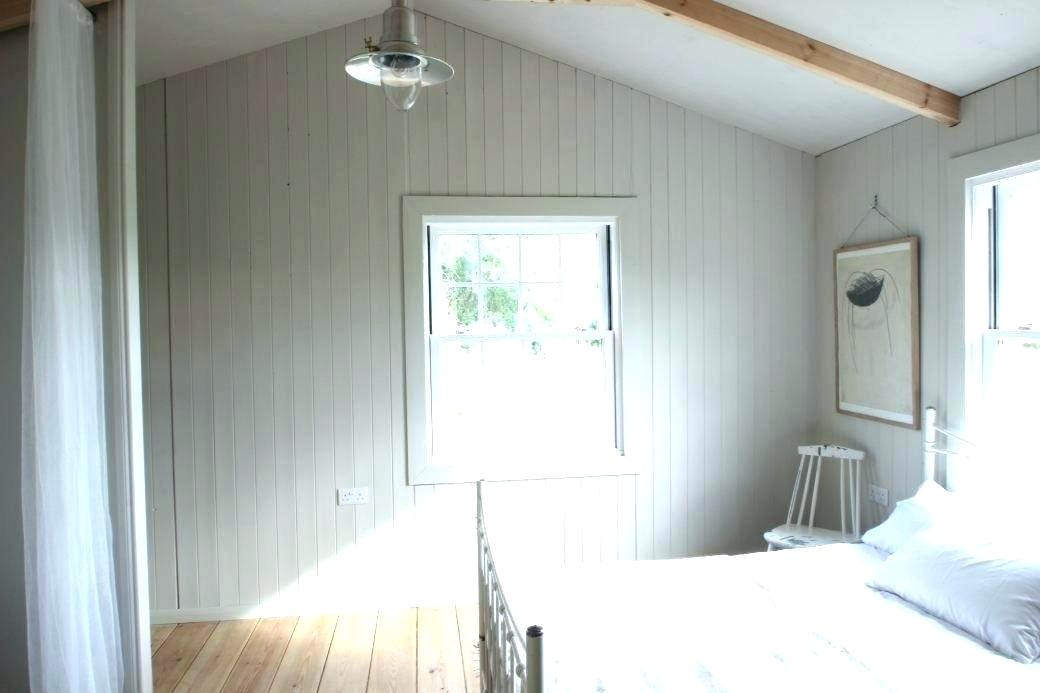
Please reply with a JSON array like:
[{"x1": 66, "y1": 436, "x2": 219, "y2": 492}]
[{"x1": 22, "y1": 0, "x2": 124, "y2": 690}]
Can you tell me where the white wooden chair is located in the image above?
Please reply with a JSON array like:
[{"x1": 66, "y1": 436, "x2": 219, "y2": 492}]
[{"x1": 764, "y1": 444, "x2": 866, "y2": 551}]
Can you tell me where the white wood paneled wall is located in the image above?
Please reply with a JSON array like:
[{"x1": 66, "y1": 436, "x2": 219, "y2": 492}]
[
  {"x1": 815, "y1": 68, "x2": 1040, "y2": 528},
  {"x1": 137, "y1": 12, "x2": 817, "y2": 616}
]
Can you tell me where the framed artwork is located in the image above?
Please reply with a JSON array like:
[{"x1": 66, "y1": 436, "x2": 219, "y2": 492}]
[{"x1": 834, "y1": 237, "x2": 920, "y2": 429}]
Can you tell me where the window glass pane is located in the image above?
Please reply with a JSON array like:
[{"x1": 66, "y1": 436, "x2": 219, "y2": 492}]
[
  {"x1": 434, "y1": 285, "x2": 478, "y2": 334},
  {"x1": 521, "y1": 234, "x2": 561, "y2": 282},
  {"x1": 520, "y1": 284, "x2": 563, "y2": 331},
  {"x1": 983, "y1": 335, "x2": 1040, "y2": 458},
  {"x1": 431, "y1": 337, "x2": 615, "y2": 464},
  {"x1": 480, "y1": 285, "x2": 518, "y2": 333},
  {"x1": 431, "y1": 341, "x2": 481, "y2": 454},
  {"x1": 480, "y1": 235, "x2": 519, "y2": 282},
  {"x1": 560, "y1": 233, "x2": 601, "y2": 285},
  {"x1": 426, "y1": 222, "x2": 615, "y2": 471},
  {"x1": 995, "y1": 170, "x2": 1040, "y2": 330},
  {"x1": 439, "y1": 235, "x2": 478, "y2": 283},
  {"x1": 520, "y1": 284, "x2": 603, "y2": 332}
]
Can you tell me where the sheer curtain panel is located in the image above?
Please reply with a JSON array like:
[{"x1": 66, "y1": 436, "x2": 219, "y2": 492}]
[{"x1": 21, "y1": 0, "x2": 123, "y2": 690}]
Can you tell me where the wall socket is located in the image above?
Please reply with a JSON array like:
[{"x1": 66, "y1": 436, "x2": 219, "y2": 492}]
[
  {"x1": 868, "y1": 484, "x2": 889, "y2": 507},
  {"x1": 337, "y1": 487, "x2": 370, "y2": 506}
]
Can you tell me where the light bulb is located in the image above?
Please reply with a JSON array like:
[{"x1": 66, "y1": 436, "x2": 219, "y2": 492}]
[{"x1": 380, "y1": 55, "x2": 422, "y2": 111}]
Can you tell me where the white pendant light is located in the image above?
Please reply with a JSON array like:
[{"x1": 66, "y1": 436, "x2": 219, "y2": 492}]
[{"x1": 345, "y1": 0, "x2": 454, "y2": 111}]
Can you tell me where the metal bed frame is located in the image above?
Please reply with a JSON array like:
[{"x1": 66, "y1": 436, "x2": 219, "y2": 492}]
[
  {"x1": 475, "y1": 407, "x2": 970, "y2": 693},
  {"x1": 477, "y1": 481, "x2": 544, "y2": 693},
  {"x1": 923, "y1": 406, "x2": 974, "y2": 482}
]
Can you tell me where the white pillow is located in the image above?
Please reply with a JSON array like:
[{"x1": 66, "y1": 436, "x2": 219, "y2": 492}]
[
  {"x1": 861, "y1": 480, "x2": 956, "y2": 553},
  {"x1": 869, "y1": 530, "x2": 1040, "y2": 663}
]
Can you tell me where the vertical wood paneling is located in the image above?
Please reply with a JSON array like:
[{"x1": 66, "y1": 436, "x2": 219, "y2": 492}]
[
  {"x1": 326, "y1": 24, "x2": 356, "y2": 576},
  {"x1": 308, "y1": 33, "x2": 338, "y2": 587},
  {"x1": 700, "y1": 117, "x2": 721, "y2": 555},
  {"x1": 734, "y1": 129, "x2": 754, "y2": 545},
  {"x1": 630, "y1": 91, "x2": 654, "y2": 561},
  {"x1": 1014, "y1": 71, "x2": 1038, "y2": 138},
  {"x1": 186, "y1": 68, "x2": 219, "y2": 607},
  {"x1": 142, "y1": 12, "x2": 820, "y2": 614},
  {"x1": 612, "y1": 84, "x2": 637, "y2": 561},
  {"x1": 717, "y1": 123, "x2": 738, "y2": 552},
  {"x1": 365, "y1": 15, "x2": 395, "y2": 539},
  {"x1": 465, "y1": 30, "x2": 485, "y2": 195},
  {"x1": 206, "y1": 62, "x2": 239, "y2": 607},
  {"x1": 425, "y1": 18, "x2": 448, "y2": 196},
  {"x1": 287, "y1": 37, "x2": 318, "y2": 598},
  {"x1": 165, "y1": 74, "x2": 199, "y2": 608},
  {"x1": 816, "y1": 67, "x2": 1040, "y2": 518},
  {"x1": 684, "y1": 112, "x2": 705, "y2": 557},
  {"x1": 576, "y1": 71, "x2": 595, "y2": 197},
  {"x1": 521, "y1": 50, "x2": 541, "y2": 195},
  {"x1": 666, "y1": 104, "x2": 687, "y2": 558},
  {"x1": 445, "y1": 23, "x2": 467, "y2": 195},
  {"x1": 750, "y1": 133, "x2": 770, "y2": 544},
  {"x1": 345, "y1": 19, "x2": 375, "y2": 548},
  {"x1": 388, "y1": 89, "x2": 413, "y2": 534},
  {"x1": 139, "y1": 80, "x2": 178, "y2": 610},
  {"x1": 649, "y1": 97, "x2": 670, "y2": 560},
  {"x1": 558, "y1": 64, "x2": 577, "y2": 197},
  {"x1": 483, "y1": 37, "x2": 504, "y2": 197},
  {"x1": 227, "y1": 56, "x2": 259, "y2": 606},
  {"x1": 246, "y1": 49, "x2": 279, "y2": 602},
  {"x1": 540, "y1": 57, "x2": 560, "y2": 197},
  {"x1": 266, "y1": 42, "x2": 299, "y2": 601}
]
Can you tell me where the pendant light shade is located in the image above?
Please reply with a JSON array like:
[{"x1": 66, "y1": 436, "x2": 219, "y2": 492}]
[{"x1": 345, "y1": 0, "x2": 454, "y2": 111}]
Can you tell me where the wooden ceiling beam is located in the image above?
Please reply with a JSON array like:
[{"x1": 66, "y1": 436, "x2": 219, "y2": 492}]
[
  {"x1": 510, "y1": 0, "x2": 961, "y2": 126},
  {"x1": 0, "y1": 0, "x2": 110, "y2": 33}
]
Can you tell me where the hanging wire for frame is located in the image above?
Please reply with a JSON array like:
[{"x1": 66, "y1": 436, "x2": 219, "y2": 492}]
[{"x1": 841, "y1": 194, "x2": 907, "y2": 248}]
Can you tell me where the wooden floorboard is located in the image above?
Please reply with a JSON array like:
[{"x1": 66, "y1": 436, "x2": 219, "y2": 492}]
[
  {"x1": 368, "y1": 609, "x2": 418, "y2": 692},
  {"x1": 318, "y1": 611, "x2": 378, "y2": 692},
  {"x1": 269, "y1": 614, "x2": 338, "y2": 692},
  {"x1": 222, "y1": 616, "x2": 298, "y2": 693},
  {"x1": 418, "y1": 608, "x2": 466, "y2": 693},
  {"x1": 153, "y1": 622, "x2": 218, "y2": 693},
  {"x1": 152, "y1": 624, "x2": 177, "y2": 655},
  {"x1": 154, "y1": 609, "x2": 473, "y2": 692},
  {"x1": 175, "y1": 618, "x2": 257, "y2": 692}
]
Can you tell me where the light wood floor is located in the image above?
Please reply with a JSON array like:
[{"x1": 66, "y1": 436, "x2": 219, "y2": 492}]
[{"x1": 151, "y1": 607, "x2": 480, "y2": 692}]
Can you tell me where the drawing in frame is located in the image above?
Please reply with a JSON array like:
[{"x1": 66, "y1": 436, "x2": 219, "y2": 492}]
[{"x1": 834, "y1": 236, "x2": 920, "y2": 429}]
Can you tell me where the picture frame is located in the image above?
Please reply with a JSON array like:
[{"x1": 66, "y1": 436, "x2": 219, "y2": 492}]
[{"x1": 834, "y1": 236, "x2": 920, "y2": 429}]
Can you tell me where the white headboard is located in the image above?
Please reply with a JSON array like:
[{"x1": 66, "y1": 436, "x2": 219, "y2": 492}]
[{"x1": 923, "y1": 406, "x2": 975, "y2": 489}]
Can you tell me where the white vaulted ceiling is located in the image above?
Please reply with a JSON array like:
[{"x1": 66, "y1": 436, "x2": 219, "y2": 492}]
[{"x1": 137, "y1": 0, "x2": 1040, "y2": 154}]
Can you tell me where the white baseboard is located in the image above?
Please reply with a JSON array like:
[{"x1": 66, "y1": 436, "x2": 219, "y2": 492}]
[
  {"x1": 152, "y1": 585, "x2": 478, "y2": 624},
  {"x1": 150, "y1": 603, "x2": 315, "y2": 624}
]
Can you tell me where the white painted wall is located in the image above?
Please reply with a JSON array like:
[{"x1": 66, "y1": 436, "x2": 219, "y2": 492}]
[
  {"x1": 0, "y1": 25, "x2": 30, "y2": 693},
  {"x1": 137, "y1": 12, "x2": 818, "y2": 619},
  {"x1": 815, "y1": 68, "x2": 1040, "y2": 529}
]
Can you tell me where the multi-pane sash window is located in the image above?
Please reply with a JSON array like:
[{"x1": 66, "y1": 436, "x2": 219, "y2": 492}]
[
  {"x1": 977, "y1": 168, "x2": 1040, "y2": 453},
  {"x1": 426, "y1": 222, "x2": 617, "y2": 470}
]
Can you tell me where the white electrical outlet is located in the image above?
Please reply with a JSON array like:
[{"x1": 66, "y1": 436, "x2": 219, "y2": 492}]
[
  {"x1": 868, "y1": 484, "x2": 889, "y2": 507},
  {"x1": 337, "y1": 487, "x2": 370, "y2": 506}
]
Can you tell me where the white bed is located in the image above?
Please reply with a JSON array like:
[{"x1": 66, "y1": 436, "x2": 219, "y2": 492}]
[
  {"x1": 489, "y1": 543, "x2": 1040, "y2": 692},
  {"x1": 476, "y1": 409, "x2": 1040, "y2": 692}
]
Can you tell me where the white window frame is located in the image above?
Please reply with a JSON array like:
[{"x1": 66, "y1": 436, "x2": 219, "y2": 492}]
[
  {"x1": 948, "y1": 132, "x2": 1040, "y2": 478},
  {"x1": 402, "y1": 196, "x2": 640, "y2": 485}
]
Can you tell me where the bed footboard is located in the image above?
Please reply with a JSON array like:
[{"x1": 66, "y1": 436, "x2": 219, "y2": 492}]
[{"x1": 477, "y1": 481, "x2": 544, "y2": 693}]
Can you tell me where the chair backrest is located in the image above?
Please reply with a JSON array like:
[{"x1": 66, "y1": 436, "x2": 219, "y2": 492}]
[
  {"x1": 796, "y1": 444, "x2": 865, "y2": 461},
  {"x1": 787, "y1": 444, "x2": 865, "y2": 537}
]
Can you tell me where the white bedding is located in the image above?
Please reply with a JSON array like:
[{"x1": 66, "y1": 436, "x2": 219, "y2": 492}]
[{"x1": 499, "y1": 544, "x2": 1040, "y2": 692}]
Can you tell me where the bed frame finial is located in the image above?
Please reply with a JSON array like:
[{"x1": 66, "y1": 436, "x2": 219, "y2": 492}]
[{"x1": 924, "y1": 407, "x2": 938, "y2": 482}]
